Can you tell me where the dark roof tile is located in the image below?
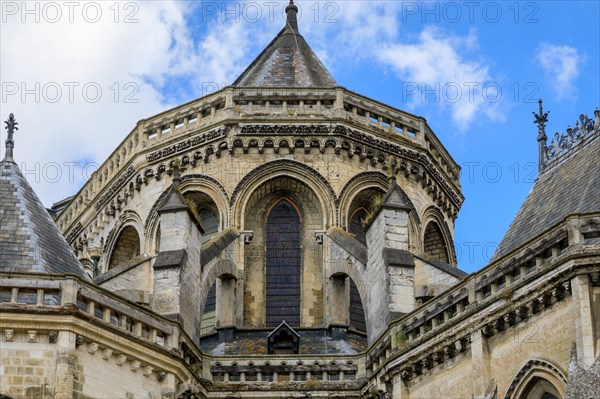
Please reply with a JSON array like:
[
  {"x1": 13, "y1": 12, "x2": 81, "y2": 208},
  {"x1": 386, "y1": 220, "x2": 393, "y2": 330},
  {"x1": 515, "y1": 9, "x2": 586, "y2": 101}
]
[
  {"x1": 0, "y1": 159, "x2": 89, "y2": 278},
  {"x1": 493, "y1": 133, "x2": 600, "y2": 261}
]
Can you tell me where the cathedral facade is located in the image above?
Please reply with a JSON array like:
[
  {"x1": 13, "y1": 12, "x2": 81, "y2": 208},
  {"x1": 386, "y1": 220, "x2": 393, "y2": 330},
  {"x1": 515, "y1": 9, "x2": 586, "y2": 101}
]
[{"x1": 1, "y1": 2, "x2": 599, "y2": 398}]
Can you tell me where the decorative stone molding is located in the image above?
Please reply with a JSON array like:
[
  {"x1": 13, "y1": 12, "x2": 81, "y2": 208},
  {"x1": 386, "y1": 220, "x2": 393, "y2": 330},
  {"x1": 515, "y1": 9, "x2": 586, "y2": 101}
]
[
  {"x1": 4, "y1": 329, "x2": 14, "y2": 342},
  {"x1": 88, "y1": 342, "x2": 99, "y2": 354},
  {"x1": 116, "y1": 354, "x2": 127, "y2": 366},
  {"x1": 95, "y1": 166, "x2": 136, "y2": 211},
  {"x1": 143, "y1": 366, "x2": 154, "y2": 377},
  {"x1": 102, "y1": 348, "x2": 113, "y2": 360},
  {"x1": 157, "y1": 371, "x2": 167, "y2": 383},
  {"x1": 27, "y1": 330, "x2": 37, "y2": 342},
  {"x1": 48, "y1": 331, "x2": 58, "y2": 343},
  {"x1": 314, "y1": 230, "x2": 325, "y2": 245},
  {"x1": 544, "y1": 109, "x2": 600, "y2": 166},
  {"x1": 75, "y1": 335, "x2": 84, "y2": 347},
  {"x1": 131, "y1": 360, "x2": 141, "y2": 372},
  {"x1": 240, "y1": 231, "x2": 253, "y2": 245},
  {"x1": 146, "y1": 127, "x2": 226, "y2": 163}
]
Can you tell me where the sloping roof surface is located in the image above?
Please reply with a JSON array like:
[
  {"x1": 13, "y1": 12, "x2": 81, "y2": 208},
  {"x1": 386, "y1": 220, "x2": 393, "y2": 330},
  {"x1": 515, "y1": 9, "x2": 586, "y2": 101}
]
[
  {"x1": 0, "y1": 158, "x2": 89, "y2": 278},
  {"x1": 493, "y1": 133, "x2": 600, "y2": 261},
  {"x1": 233, "y1": 3, "x2": 337, "y2": 88}
]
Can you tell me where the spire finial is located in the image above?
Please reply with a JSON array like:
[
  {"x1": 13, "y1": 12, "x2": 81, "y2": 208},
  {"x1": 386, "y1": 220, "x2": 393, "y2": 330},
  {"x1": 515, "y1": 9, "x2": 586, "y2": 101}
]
[
  {"x1": 168, "y1": 160, "x2": 185, "y2": 188},
  {"x1": 388, "y1": 156, "x2": 398, "y2": 185},
  {"x1": 533, "y1": 99, "x2": 550, "y2": 173},
  {"x1": 4, "y1": 113, "x2": 18, "y2": 161},
  {"x1": 285, "y1": 0, "x2": 299, "y2": 33}
]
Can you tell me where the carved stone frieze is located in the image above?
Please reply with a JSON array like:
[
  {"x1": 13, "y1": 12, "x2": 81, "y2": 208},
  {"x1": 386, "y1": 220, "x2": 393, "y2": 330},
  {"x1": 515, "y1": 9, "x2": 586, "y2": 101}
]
[{"x1": 146, "y1": 127, "x2": 226, "y2": 163}]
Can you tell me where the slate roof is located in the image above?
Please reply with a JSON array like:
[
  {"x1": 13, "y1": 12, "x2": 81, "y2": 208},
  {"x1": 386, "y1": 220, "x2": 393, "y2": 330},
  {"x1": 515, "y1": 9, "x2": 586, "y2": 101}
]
[
  {"x1": 493, "y1": 132, "x2": 600, "y2": 261},
  {"x1": 233, "y1": 2, "x2": 337, "y2": 88},
  {"x1": 0, "y1": 157, "x2": 89, "y2": 278}
]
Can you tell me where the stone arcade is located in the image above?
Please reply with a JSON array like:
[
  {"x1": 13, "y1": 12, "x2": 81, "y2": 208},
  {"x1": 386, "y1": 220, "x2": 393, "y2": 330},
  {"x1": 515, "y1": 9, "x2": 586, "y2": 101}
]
[{"x1": 1, "y1": 2, "x2": 599, "y2": 398}]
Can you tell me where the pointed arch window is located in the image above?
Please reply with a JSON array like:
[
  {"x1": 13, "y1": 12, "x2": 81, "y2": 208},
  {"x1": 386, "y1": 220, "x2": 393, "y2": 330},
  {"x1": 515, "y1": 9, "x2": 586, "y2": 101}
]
[{"x1": 265, "y1": 198, "x2": 302, "y2": 327}]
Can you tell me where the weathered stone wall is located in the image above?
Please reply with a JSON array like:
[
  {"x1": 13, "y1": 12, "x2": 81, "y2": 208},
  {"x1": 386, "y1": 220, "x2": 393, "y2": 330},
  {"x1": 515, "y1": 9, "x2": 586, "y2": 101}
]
[
  {"x1": 413, "y1": 257, "x2": 461, "y2": 287},
  {"x1": 0, "y1": 333, "x2": 57, "y2": 398},
  {"x1": 404, "y1": 297, "x2": 574, "y2": 398},
  {"x1": 76, "y1": 343, "x2": 167, "y2": 399}
]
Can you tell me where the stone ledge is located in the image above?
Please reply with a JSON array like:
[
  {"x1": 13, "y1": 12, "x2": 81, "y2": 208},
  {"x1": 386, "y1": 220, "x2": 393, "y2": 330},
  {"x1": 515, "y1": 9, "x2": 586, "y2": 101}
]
[
  {"x1": 414, "y1": 254, "x2": 468, "y2": 279},
  {"x1": 201, "y1": 228, "x2": 240, "y2": 266},
  {"x1": 383, "y1": 248, "x2": 414, "y2": 268},
  {"x1": 94, "y1": 255, "x2": 151, "y2": 284},
  {"x1": 154, "y1": 250, "x2": 187, "y2": 269},
  {"x1": 326, "y1": 227, "x2": 367, "y2": 264}
]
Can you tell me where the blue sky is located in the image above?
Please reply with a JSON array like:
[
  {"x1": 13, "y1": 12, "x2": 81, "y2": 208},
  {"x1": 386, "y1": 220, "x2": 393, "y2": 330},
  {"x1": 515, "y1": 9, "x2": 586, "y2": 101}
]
[{"x1": 1, "y1": 1, "x2": 599, "y2": 272}]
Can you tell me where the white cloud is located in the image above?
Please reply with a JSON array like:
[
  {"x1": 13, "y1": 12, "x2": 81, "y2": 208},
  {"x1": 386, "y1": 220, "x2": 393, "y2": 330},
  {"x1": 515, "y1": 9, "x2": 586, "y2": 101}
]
[
  {"x1": 374, "y1": 27, "x2": 501, "y2": 129},
  {"x1": 536, "y1": 43, "x2": 582, "y2": 100},
  {"x1": 0, "y1": 1, "x2": 274, "y2": 206}
]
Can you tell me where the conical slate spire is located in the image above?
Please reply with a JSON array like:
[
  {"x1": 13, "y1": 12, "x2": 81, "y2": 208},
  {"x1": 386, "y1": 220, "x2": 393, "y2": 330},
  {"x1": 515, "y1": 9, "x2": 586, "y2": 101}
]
[
  {"x1": 0, "y1": 115, "x2": 89, "y2": 278},
  {"x1": 233, "y1": 0, "x2": 337, "y2": 88}
]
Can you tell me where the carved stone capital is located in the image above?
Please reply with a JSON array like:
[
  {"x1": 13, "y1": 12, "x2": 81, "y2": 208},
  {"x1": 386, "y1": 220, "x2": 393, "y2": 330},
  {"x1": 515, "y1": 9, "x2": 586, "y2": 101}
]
[
  {"x1": 4, "y1": 329, "x2": 14, "y2": 342},
  {"x1": 27, "y1": 330, "x2": 37, "y2": 343}
]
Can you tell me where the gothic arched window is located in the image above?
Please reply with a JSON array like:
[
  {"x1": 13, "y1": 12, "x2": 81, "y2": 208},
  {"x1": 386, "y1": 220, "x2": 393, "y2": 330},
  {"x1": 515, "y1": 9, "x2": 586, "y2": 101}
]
[
  {"x1": 265, "y1": 198, "x2": 302, "y2": 327},
  {"x1": 520, "y1": 378, "x2": 562, "y2": 399}
]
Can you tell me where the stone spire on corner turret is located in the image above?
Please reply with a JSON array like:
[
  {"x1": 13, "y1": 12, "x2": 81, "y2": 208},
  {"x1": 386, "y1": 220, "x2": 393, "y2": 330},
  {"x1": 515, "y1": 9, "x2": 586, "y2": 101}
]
[
  {"x1": 3, "y1": 113, "x2": 18, "y2": 161},
  {"x1": 285, "y1": 0, "x2": 299, "y2": 33},
  {"x1": 533, "y1": 99, "x2": 549, "y2": 173}
]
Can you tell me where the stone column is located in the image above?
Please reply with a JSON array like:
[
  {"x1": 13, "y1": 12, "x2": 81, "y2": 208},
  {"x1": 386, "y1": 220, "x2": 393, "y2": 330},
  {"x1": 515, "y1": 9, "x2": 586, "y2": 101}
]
[
  {"x1": 54, "y1": 331, "x2": 77, "y2": 399},
  {"x1": 392, "y1": 374, "x2": 410, "y2": 398},
  {"x1": 571, "y1": 274, "x2": 596, "y2": 368},
  {"x1": 470, "y1": 329, "x2": 492, "y2": 397}
]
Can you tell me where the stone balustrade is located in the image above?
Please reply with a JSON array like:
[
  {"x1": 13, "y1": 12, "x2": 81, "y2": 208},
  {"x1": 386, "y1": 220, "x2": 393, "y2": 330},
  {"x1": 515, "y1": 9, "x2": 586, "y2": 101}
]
[
  {"x1": 0, "y1": 272, "x2": 202, "y2": 366},
  {"x1": 208, "y1": 357, "x2": 362, "y2": 385}
]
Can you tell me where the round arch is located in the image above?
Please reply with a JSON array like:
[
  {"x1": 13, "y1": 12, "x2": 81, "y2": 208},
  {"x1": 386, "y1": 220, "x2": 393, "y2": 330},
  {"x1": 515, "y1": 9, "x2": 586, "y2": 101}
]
[
  {"x1": 230, "y1": 159, "x2": 337, "y2": 229},
  {"x1": 421, "y1": 206, "x2": 456, "y2": 265},
  {"x1": 338, "y1": 171, "x2": 388, "y2": 230},
  {"x1": 504, "y1": 359, "x2": 567, "y2": 399},
  {"x1": 104, "y1": 211, "x2": 144, "y2": 272},
  {"x1": 180, "y1": 174, "x2": 230, "y2": 230},
  {"x1": 198, "y1": 259, "x2": 238, "y2": 315}
]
